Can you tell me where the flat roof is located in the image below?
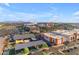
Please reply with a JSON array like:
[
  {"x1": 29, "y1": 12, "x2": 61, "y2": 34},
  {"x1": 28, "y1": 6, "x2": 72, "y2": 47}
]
[
  {"x1": 51, "y1": 32, "x2": 69, "y2": 38},
  {"x1": 43, "y1": 32, "x2": 68, "y2": 38},
  {"x1": 13, "y1": 34, "x2": 35, "y2": 40},
  {"x1": 15, "y1": 40, "x2": 46, "y2": 50}
]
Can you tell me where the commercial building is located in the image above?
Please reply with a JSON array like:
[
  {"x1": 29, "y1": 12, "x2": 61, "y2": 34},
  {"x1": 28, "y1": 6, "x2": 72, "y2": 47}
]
[
  {"x1": 11, "y1": 34, "x2": 48, "y2": 55},
  {"x1": 41, "y1": 33, "x2": 65, "y2": 45},
  {"x1": 52, "y1": 30, "x2": 79, "y2": 42},
  {"x1": 41, "y1": 29, "x2": 79, "y2": 46},
  {"x1": 37, "y1": 22, "x2": 54, "y2": 27}
]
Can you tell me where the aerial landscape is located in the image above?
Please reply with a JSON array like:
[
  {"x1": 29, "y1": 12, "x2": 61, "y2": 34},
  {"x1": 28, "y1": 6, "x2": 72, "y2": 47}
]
[{"x1": 0, "y1": 3, "x2": 79, "y2": 55}]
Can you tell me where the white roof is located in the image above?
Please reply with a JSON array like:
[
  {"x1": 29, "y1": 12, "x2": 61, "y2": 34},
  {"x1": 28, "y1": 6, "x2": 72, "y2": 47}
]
[{"x1": 14, "y1": 34, "x2": 35, "y2": 40}]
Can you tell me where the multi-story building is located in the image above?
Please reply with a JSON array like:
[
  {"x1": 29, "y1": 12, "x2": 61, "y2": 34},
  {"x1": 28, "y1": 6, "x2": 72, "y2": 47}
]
[{"x1": 41, "y1": 29, "x2": 79, "y2": 46}]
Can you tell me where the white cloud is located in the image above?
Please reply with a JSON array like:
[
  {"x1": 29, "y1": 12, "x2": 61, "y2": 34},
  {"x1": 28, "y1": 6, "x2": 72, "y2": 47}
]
[
  {"x1": 4, "y1": 3, "x2": 10, "y2": 7},
  {"x1": 48, "y1": 15, "x2": 60, "y2": 22},
  {"x1": 53, "y1": 15, "x2": 59, "y2": 18},
  {"x1": 50, "y1": 7, "x2": 57, "y2": 11},
  {"x1": 74, "y1": 11, "x2": 79, "y2": 16},
  {"x1": 0, "y1": 3, "x2": 10, "y2": 7},
  {"x1": 0, "y1": 6, "x2": 55, "y2": 22},
  {"x1": 73, "y1": 11, "x2": 79, "y2": 21}
]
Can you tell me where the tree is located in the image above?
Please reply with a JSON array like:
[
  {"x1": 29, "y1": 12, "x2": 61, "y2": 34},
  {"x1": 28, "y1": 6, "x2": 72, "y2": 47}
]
[
  {"x1": 64, "y1": 41, "x2": 69, "y2": 49},
  {"x1": 64, "y1": 41, "x2": 69, "y2": 46},
  {"x1": 41, "y1": 43, "x2": 48, "y2": 48},
  {"x1": 23, "y1": 48, "x2": 30, "y2": 55},
  {"x1": 9, "y1": 48, "x2": 15, "y2": 55}
]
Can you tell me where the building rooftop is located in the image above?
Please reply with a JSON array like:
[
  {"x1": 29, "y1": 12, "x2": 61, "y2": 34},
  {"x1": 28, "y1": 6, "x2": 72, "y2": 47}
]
[
  {"x1": 13, "y1": 34, "x2": 35, "y2": 40},
  {"x1": 15, "y1": 40, "x2": 46, "y2": 50}
]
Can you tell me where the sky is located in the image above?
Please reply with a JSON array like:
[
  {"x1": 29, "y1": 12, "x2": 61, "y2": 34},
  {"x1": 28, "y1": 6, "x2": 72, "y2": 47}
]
[{"x1": 0, "y1": 3, "x2": 79, "y2": 23}]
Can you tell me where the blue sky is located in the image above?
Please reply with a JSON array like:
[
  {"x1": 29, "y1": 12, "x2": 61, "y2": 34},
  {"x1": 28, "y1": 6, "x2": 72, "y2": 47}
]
[{"x1": 0, "y1": 3, "x2": 79, "y2": 23}]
